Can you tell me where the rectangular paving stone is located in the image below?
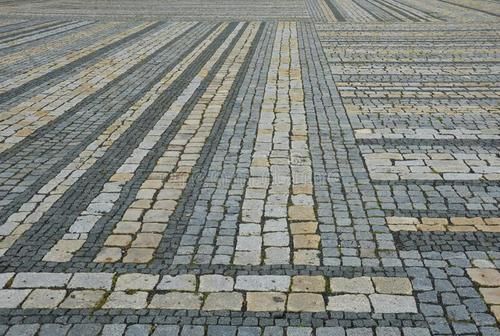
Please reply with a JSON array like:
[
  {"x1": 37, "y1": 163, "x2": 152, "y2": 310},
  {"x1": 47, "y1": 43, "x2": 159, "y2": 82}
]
[
  {"x1": 235, "y1": 275, "x2": 290, "y2": 291},
  {"x1": 11, "y1": 273, "x2": 71, "y2": 288}
]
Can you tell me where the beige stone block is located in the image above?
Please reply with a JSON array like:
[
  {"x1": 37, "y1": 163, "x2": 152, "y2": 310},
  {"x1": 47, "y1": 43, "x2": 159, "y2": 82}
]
[
  {"x1": 149, "y1": 292, "x2": 202, "y2": 309},
  {"x1": 104, "y1": 234, "x2": 132, "y2": 247},
  {"x1": 131, "y1": 233, "x2": 162, "y2": 248},
  {"x1": 59, "y1": 290, "x2": 106, "y2": 309},
  {"x1": 480, "y1": 287, "x2": 500, "y2": 304},
  {"x1": 372, "y1": 277, "x2": 412, "y2": 295},
  {"x1": 293, "y1": 234, "x2": 320, "y2": 249},
  {"x1": 246, "y1": 292, "x2": 286, "y2": 312},
  {"x1": 288, "y1": 205, "x2": 315, "y2": 221},
  {"x1": 287, "y1": 293, "x2": 325, "y2": 312},
  {"x1": 290, "y1": 222, "x2": 317, "y2": 235},
  {"x1": 467, "y1": 269, "x2": 500, "y2": 287},
  {"x1": 123, "y1": 248, "x2": 154, "y2": 263},
  {"x1": 291, "y1": 276, "x2": 325, "y2": 292},
  {"x1": 202, "y1": 292, "x2": 243, "y2": 311},
  {"x1": 94, "y1": 247, "x2": 122, "y2": 263}
]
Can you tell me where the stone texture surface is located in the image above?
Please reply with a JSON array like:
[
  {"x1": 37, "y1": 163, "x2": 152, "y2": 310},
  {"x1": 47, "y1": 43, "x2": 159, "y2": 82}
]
[{"x1": 0, "y1": 0, "x2": 498, "y2": 334}]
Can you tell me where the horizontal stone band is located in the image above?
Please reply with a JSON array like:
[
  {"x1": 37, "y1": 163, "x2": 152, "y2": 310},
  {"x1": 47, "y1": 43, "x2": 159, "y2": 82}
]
[{"x1": 0, "y1": 273, "x2": 417, "y2": 313}]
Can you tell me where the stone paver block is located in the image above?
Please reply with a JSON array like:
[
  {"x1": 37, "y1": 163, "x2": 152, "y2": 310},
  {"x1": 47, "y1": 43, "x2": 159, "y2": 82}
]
[
  {"x1": 287, "y1": 293, "x2": 325, "y2": 312},
  {"x1": 68, "y1": 273, "x2": 114, "y2": 290},
  {"x1": 235, "y1": 275, "x2": 290, "y2": 291},
  {"x1": 157, "y1": 275, "x2": 197, "y2": 291},
  {"x1": 467, "y1": 269, "x2": 500, "y2": 287},
  {"x1": 199, "y1": 274, "x2": 234, "y2": 292},
  {"x1": 327, "y1": 294, "x2": 371, "y2": 313},
  {"x1": 246, "y1": 292, "x2": 286, "y2": 311},
  {"x1": 330, "y1": 277, "x2": 374, "y2": 294},
  {"x1": 291, "y1": 276, "x2": 325, "y2": 292},
  {"x1": 59, "y1": 290, "x2": 106, "y2": 309},
  {"x1": 102, "y1": 291, "x2": 148, "y2": 309},
  {"x1": 372, "y1": 277, "x2": 412, "y2": 295},
  {"x1": 370, "y1": 294, "x2": 418, "y2": 313},
  {"x1": 149, "y1": 292, "x2": 203, "y2": 309},
  {"x1": 12, "y1": 272, "x2": 71, "y2": 288},
  {"x1": 203, "y1": 292, "x2": 243, "y2": 311},
  {"x1": 115, "y1": 273, "x2": 159, "y2": 290},
  {"x1": 22, "y1": 289, "x2": 66, "y2": 308},
  {"x1": 0, "y1": 289, "x2": 31, "y2": 308}
]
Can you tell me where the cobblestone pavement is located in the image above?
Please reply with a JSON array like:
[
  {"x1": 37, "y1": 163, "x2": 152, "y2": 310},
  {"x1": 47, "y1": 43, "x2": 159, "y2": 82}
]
[{"x1": 0, "y1": 0, "x2": 499, "y2": 335}]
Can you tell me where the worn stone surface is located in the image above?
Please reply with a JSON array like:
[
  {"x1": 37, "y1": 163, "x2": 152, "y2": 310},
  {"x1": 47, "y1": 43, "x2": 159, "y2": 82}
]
[{"x1": 0, "y1": 0, "x2": 498, "y2": 334}]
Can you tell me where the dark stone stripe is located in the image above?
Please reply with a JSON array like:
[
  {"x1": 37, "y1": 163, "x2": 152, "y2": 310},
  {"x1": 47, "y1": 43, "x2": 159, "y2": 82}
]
[
  {"x1": 351, "y1": 0, "x2": 386, "y2": 21},
  {"x1": 0, "y1": 22, "x2": 202, "y2": 222},
  {"x1": 0, "y1": 22, "x2": 162, "y2": 104},
  {"x1": 323, "y1": 0, "x2": 346, "y2": 21},
  {"x1": 1, "y1": 23, "x2": 239, "y2": 269},
  {"x1": 0, "y1": 310, "x2": 427, "y2": 328},
  {"x1": 395, "y1": 231, "x2": 500, "y2": 253}
]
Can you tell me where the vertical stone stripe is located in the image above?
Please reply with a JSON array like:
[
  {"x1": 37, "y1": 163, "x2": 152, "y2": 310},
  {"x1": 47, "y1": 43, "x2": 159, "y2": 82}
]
[
  {"x1": 234, "y1": 22, "x2": 320, "y2": 266},
  {"x1": 0, "y1": 22, "x2": 152, "y2": 94},
  {"x1": 0, "y1": 22, "x2": 214, "y2": 258},
  {"x1": 94, "y1": 22, "x2": 260, "y2": 264},
  {"x1": 0, "y1": 22, "x2": 187, "y2": 153},
  {"x1": 40, "y1": 23, "x2": 244, "y2": 263}
]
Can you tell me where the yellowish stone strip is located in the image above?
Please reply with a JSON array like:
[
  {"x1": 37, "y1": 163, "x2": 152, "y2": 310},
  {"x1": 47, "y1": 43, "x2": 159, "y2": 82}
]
[{"x1": 234, "y1": 22, "x2": 320, "y2": 266}]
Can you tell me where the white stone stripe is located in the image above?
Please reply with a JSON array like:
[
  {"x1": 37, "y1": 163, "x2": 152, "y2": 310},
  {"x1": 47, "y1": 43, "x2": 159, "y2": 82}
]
[
  {"x1": 42, "y1": 23, "x2": 243, "y2": 262},
  {"x1": 0, "y1": 22, "x2": 142, "y2": 94},
  {"x1": 0, "y1": 272, "x2": 417, "y2": 312},
  {"x1": 234, "y1": 22, "x2": 320, "y2": 266},
  {"x1": 0, "y1": 21, "x2": 91, "y2": 49},
  {"x1": 95, "y1": 22, "x2": 260, "y2": 264},
  {"x1": 0, "y1": 21, "x2": 171, "y2": 153},
  {"x1": 0, "y1": 23, "x2": 219, "y2": 258}
]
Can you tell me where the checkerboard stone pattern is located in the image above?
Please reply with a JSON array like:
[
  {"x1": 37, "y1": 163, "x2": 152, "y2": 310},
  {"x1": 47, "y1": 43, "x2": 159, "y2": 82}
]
[{"x1": 0, "y1": 0, "x2": 499, "y2": 335}]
